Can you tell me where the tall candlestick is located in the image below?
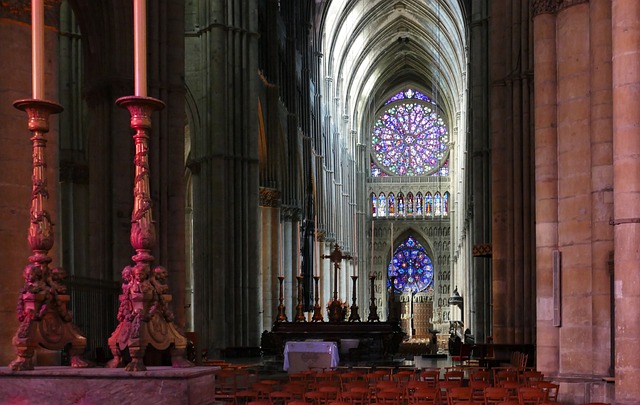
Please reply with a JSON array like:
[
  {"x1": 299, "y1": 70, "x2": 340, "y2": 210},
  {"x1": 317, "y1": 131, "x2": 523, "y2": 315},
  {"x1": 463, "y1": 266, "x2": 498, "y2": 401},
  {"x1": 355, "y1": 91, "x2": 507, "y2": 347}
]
[
  {"x1": 133, "y1": 0, "x2": 147, "y2": 97},
  {"x1": 31, "y1": 0, "x2": 45, "y2": 99},
  {"x1": 370, "y1": 221, "x2": 374, "y2": 277}
]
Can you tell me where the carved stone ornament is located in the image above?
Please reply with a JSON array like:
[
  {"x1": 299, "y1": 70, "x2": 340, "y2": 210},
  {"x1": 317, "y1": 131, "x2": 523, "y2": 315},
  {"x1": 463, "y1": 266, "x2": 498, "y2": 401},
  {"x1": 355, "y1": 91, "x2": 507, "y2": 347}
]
[
  {"x1": 531, "y1": 0, "x2": 558, "y2": 16},
  {"x1": 259, "y1": 187, "x2": 281, "y2": 207},
  {"x1": 0, "y1": 0, "x2": 61, "y2": 26},
  {"x1": 558, "y1": 0, "x2": 589, "y2": 12}
]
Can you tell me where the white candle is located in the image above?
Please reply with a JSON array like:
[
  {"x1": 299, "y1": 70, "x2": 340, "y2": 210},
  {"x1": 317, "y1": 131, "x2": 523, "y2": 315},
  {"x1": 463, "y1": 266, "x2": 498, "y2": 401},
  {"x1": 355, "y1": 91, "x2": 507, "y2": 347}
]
[
  {"x1": 353, "y1": 214, "x2": 357, "y2": 276},
  {"x1": 314, "y1": 215, "x2": 319, "y2": 277},
  {"x1": 31, "y1": 0, "x2": 45, "y2": 99},
  {"x1": 297, "y1": 222, "x2": 301, "y2": 276},
  {"x1": 133, "y1": 0, "x2": 147, "y2": 97},
  {"x1": 370, "y1": 221, "x2": 374, "y2": 277},
  {"x1": 279, "y1": 222, "x2": 283, "y2": 276}
]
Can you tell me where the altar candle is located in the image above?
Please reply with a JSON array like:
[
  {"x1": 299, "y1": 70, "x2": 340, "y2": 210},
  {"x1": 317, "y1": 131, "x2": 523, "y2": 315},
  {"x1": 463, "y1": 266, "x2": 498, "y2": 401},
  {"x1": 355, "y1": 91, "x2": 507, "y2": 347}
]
[
  {"x1": 370, "y1": 221, "x2": 374, "y2": 277},
  {"x1": 133, "y1": 0, "x2": 147, "y2": 97},
  {"x1": 31, "y1": 0, "x2": 44, "y2": 99},
  {"x1": 279, "y1": 222, "x2": 283, "y2": 276},
  {"x1": 314, "y1": 215, "x2": 319, "y2": 277},
  {"x1": 297, "y1": 222, "x2": 301, "y2": 276},
  {"x1": 353, "y1": 214, "x2": 357, "y2": 276}
]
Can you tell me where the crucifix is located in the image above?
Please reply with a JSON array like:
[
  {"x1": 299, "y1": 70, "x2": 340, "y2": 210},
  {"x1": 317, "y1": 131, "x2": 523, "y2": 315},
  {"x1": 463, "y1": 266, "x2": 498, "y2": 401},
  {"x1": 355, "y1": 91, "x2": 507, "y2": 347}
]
[
  {"x1": 322, "y1": 243, "x2": 352, "y2": 322},
  {"x1": 322, "y1": 243, "x2": 352, "y2": 301}
]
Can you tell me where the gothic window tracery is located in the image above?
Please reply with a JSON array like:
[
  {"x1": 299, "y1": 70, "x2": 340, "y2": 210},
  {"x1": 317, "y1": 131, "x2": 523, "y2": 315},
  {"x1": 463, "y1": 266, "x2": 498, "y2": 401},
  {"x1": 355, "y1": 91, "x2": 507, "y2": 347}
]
[
  {"x1": 370, "y1": 89, "x2": 449, "y2": 177},
  {"x1": 387, "y1": 235, "x2": 434, "y2": 294}
]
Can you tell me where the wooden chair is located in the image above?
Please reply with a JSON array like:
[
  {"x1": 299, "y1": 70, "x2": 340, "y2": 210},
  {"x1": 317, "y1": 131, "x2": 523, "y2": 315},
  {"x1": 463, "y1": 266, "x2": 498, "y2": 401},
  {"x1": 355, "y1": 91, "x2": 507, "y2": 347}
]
[
  {"x1": 520, "y1": 371, "x2": 544, "y2": 387},
  {"x1": 395, "y1": 369, "x2": 417, "y2": 383},
  {"x1": 409, "y1": 387, "x2": 440, "y2": 405},
  {"x1": 339, "y1": 386, "x2": 369, "y2": 405},
  {"x1": 251, "y1": 382, "x2": 271, "y2": 400},
  {"x1": 214, "y1": 369, "x2": 240, "y2": 403},
  {"x1": 406, "y1": 380, "x2": 433, "y2": 401},
  {"x1": 483, "y1": 387, "x2": 510, "y2": 405},
  {"x1": 444, "y1": 370, "x2": 465, "y2": 384},
  {"x1": 517, "y1": 387, "x2": 546, "y2": 405},
  {"x1": 268, "y1": 390, "x2": 292, "y2": 405},
  {"x1": 530, "y1": 381, "x2": 559, "y2": 402},
  {"x1": 468, "y1": 370, "x2": 492, "y2": 401},
  {"x1": 446, "y1": 386, "x2": 473, "y2": 404},
  {"x1": 234, "y1": 390, "x2": 259, "y2": 405},
  {"x1": 282, "y1": 381, "x2": 307, "y2": 400},
  {"x1": 376, "y1": 388, "x2": 404, "y2": 405},
  {"x1": 438, "y1": 380, "x2": 462, "y2": 405},
  {"x1": 419, "y1": 369, "x2": 441, "y2": 388}
]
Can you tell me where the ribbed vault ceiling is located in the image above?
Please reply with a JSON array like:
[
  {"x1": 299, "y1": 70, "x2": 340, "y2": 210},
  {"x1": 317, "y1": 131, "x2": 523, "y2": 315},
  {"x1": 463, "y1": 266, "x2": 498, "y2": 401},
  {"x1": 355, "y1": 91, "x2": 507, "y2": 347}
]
[{"x1": 318, "y1": 0, "x2": 467, "y2": 138}]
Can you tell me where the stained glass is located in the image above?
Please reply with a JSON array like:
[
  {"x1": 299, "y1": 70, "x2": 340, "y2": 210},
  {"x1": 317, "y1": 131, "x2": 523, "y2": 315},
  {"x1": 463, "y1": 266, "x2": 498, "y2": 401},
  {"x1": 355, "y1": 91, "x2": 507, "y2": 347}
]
[
  {"x1": 371, "y1": 161, "x2": 389, "y2": 177},
  {"x1": 443, "y1": 192, "x2": 450, "y2": 216},
  {"x1": 371, "y1": 193, "x2": 377, "y2": 217},
  {"x1": 387, "y1": 235, "x2": 434, "y2": 294},
  {"x1": 388, "y1": 193, "x2": 395, "y2": 217},
  {"x1": 425, "y1": 193, "x2": 433, "y2": 216},
  {"x1": 434, "y1": 192, "x2": 442, "y2": 216},
  {"x1": 384, "y1": 88, "x2": 433, "y2": 105},
  {"x1": 397, "y1": 193, "x2": 405, "y2": 217},
  {"x1": 379, "y1": 193, "x2": 387, "y2": 217},
  {"x1": 432, "y1": 159, "x2": 449, "y2": 176},
  {"x1": 371, "y1": 94, "x2": 449, "y2": 176},
  {"x1": 407, "y1": 193, "x2": 414, "y2": 215},
  {"x1": 415, "y1": 192, "x2": 423, "y2": 216}
]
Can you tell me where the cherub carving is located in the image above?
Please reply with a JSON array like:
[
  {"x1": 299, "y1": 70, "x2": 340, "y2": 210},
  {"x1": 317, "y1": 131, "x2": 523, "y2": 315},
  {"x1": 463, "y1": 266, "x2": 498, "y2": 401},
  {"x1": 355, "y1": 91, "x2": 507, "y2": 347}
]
[{"x1": 151, "y1": 266, "x2": 169, "y2": 295}]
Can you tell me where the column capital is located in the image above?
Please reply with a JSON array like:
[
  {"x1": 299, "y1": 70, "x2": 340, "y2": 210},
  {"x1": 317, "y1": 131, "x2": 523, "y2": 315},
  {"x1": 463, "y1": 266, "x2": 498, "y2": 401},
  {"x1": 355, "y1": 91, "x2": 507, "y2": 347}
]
[
  {"x1": 558, "y1": 0, "x2": 589, "y2": 12},
  {"x1": 0, "y1": 0, "x2": 61, "y2": 26},
  {"x1": 531, "y1": 0, "x2": 558, "y2": 16}
]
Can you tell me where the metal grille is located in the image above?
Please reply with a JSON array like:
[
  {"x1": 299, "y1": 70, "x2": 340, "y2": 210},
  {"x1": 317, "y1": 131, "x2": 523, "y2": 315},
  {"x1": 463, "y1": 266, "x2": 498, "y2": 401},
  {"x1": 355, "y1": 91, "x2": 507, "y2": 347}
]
[{"x1": 67, "y1": 276, "x2": 119, "y2": 362}]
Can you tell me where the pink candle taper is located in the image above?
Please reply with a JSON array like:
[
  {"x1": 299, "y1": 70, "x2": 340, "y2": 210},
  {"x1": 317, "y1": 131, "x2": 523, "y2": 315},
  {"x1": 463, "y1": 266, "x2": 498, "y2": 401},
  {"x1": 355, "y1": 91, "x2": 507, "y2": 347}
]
[
  {"x1": 133, "y1": 0, "x2": 147, "y2": 97},
  {"x1": 31, "y1": 0, "x2": 44, "y2": 99}
]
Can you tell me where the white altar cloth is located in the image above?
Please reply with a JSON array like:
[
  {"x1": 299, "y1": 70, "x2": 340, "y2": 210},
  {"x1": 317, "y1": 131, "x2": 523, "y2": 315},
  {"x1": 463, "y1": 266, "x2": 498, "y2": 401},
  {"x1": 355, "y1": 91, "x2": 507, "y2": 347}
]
[{"x1": 283, "y1": 341, "x2": 340, "y2": 372}]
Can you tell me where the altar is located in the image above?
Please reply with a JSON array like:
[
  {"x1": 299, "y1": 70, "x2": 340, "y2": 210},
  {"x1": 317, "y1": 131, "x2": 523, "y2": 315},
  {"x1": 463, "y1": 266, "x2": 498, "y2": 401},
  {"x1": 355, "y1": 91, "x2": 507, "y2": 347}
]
[
  {"x1": 265, "y1": 321, "x2": 405, "y2": 361},
  {"x1": 283, "y1": 341, "x2": 339, "y2": 373}
]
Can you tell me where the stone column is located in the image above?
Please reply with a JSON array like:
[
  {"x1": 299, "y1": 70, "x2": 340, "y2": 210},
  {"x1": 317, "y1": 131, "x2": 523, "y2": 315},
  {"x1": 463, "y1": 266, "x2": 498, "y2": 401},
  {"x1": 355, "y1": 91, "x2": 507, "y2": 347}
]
[
  {"x1": 469, "y1": 0, "x2": 491, "y2": 343},
  {"x1": 612, "y1": 0, "x2": 640, "y2": 402},
  {"x1": 259, "y1": 188, "x2": 281, "y2": 330},
  {"x1": 556, "y1": 1, "x2": 593, "y2": 377},
  {"x1": 589, "y1": 0, "x2": 614, "y2": 378},
  {"x1": 532, "y1": 0, "x2": 559, "y2": 377}
]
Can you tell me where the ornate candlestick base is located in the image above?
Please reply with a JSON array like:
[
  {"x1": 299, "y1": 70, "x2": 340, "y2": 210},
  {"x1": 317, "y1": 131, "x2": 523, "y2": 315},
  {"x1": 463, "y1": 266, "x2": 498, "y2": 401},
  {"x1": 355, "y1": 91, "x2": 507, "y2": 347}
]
[
  {"x1": 9, "y1": 99, "x2": 91, "y2": 371},
  {"x1": 294, "y1": 275, "x2": 306, "y2": 322},
  {"x1": 311, "y1": 276, "x2": 324, "y2": 322},
  {"x1": 276, "y1": 275, "x2": 288, "y2": 322},
  {"x1": 106, "y1": 96, "x2": 193, "y2": 372},
  {"x1": 368, "y1": 273, "x2": 380, "y2": 322},
  {"x1": 349, "y1": 275, "x2": 360, "y2": 322}
]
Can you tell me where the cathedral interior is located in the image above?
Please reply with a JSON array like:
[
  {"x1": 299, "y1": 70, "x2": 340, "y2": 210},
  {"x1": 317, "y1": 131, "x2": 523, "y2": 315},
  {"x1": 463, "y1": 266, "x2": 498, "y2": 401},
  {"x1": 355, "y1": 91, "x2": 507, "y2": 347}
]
[{"x1": 1, "y1": 0, "x2": 639, "y2": 403}]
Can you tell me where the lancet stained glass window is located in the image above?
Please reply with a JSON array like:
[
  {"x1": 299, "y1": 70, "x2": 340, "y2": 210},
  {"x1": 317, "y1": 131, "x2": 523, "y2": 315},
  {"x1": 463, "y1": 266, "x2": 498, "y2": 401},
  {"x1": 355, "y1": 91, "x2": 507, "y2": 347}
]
[
  {"x1": 371, "y1": 90, "x2": 449, "y2": 176},
  {"x1": 388, "y1": 235, "x2": 434, "y2": 293}
]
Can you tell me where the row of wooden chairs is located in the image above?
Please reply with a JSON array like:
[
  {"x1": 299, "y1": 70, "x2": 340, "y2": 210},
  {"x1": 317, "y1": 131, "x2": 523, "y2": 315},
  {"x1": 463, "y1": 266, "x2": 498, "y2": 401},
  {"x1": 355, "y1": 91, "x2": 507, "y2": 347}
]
[
  {"x1": 240, "y1": 385, "x2": 560, "y2": 405},
  {"x1": 213, "y1": 365, "x2": 560, "y2": 405}
]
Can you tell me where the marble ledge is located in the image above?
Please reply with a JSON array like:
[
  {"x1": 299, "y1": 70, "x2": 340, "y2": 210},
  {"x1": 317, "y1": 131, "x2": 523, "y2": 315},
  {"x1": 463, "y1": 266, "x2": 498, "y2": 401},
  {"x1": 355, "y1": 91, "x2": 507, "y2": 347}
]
[{"x1": 0, "y1": 366, "x2": 219, "y2": 405}]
